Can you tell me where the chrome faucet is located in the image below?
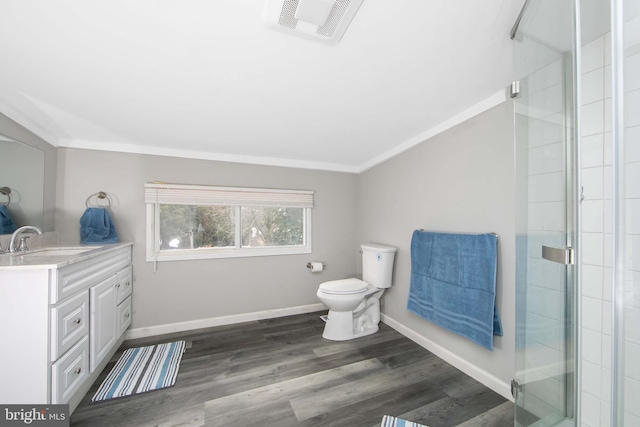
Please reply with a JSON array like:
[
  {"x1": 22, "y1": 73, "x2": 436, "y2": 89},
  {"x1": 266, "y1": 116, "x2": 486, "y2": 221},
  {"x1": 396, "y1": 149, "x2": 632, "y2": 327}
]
[{"x1": 9, "y1": 226, "x2": 43, "y2": 253}]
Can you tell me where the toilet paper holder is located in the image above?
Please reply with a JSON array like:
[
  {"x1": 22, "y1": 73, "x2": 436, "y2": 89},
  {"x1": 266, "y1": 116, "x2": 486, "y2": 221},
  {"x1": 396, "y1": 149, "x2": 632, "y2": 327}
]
[{"x1": 306, "y1": 262, "x2": 325, "y2": 272}]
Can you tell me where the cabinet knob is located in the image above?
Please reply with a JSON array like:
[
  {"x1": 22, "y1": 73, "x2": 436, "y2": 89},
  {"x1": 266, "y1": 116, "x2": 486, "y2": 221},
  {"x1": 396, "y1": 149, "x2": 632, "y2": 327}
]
[
  {"x1": 125, "y1": 281, "x2": 131, "y2": 287},
  {"x1": 74, "y1": 318, "x2": 81, "y2": 324},
  {"x1": 75, "y1": 368, "x2": 82, "y2": 375},
  {"x1": 125, "y1": 313, "x2": 130, "y2": 318}
]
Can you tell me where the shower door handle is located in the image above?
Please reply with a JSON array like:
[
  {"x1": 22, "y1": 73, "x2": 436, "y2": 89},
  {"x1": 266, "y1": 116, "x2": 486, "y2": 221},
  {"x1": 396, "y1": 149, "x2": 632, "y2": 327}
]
[{"x1": 542, "y1": 246, "x2": 574, "y2": 265}]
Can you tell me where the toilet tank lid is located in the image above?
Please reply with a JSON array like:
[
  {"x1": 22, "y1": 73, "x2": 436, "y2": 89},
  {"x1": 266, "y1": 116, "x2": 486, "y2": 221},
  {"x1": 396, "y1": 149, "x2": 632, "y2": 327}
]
[
  {"x1": 319, "y1": 278, "x2": 369, "y2": 294},
  {"x1": 361, "y1": 243, "x2": 397, "y2": 253}
]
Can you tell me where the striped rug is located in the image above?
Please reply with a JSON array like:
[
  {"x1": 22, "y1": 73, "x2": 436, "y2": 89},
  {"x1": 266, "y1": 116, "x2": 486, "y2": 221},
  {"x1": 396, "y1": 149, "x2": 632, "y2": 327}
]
[
  {"x1": 381, "y1": 415, "x2": 428, "y2": 427},
  {"x1": 91, "y1": 341, "x2": 185, "y2": 403}
]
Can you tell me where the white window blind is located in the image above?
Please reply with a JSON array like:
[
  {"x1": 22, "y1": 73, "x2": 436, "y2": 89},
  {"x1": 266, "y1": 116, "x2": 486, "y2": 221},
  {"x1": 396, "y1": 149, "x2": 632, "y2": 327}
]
[{"x1": 144, "y1": 183, "x2": 314, "y2": 207}]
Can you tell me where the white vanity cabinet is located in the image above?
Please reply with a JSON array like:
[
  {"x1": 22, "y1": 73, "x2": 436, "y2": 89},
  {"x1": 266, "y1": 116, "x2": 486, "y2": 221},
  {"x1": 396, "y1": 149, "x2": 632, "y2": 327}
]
[{"x1": 0, "y1": 244, "x2": 133, "y2": 412}]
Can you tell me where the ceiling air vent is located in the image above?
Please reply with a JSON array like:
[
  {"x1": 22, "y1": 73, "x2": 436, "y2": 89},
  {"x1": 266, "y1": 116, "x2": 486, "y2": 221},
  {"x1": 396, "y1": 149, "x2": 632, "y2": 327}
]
[{"x1": 264, "y1": 0, "x2": 364, "y2": 45}]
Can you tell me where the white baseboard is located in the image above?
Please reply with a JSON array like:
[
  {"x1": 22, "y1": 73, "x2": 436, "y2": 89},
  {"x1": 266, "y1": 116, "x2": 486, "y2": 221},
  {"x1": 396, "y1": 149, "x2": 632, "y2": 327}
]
[
  {"x1": 381, "y1": 313, "x2": 514, "y2": 402},
  {"x1": 124, "y1": 304, "x2": 512, "y2": 402},
  {"x1": 124, "y1": 303, "x2": 326, "y2": 340}
]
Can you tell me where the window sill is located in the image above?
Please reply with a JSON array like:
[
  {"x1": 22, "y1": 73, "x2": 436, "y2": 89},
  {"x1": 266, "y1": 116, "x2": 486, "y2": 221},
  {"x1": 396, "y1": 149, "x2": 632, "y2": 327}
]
[{"x1": 146, "y1": 246, "x2": 311, "y2": 262}]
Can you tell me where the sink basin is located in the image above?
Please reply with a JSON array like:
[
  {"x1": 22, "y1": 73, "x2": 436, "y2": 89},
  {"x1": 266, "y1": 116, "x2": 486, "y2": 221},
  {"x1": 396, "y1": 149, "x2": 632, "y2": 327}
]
[{"x1": 20, "y1": 247, "x2": 99, "y2": 257}]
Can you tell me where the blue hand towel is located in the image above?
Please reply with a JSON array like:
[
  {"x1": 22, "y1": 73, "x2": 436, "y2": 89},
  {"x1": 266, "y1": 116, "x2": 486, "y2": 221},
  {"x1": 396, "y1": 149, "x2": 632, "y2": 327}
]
[
  {"x1": 0, "y1": 205, "x2": 17, "y2": 234},
  {"x1": 407, "y1": 230, "x2": 502, "y2": 350},
  {"x1": 80, "y1": 208, "x2": 119, "y2": 244}
]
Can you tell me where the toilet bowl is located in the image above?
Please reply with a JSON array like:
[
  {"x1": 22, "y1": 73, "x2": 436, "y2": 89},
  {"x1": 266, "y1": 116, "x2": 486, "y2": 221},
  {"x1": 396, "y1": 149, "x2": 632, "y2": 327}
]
[
  {"x1": 317, "y1": 243, "x2": 396, "y2": 341},
  {"x1": 317, "y1": 279, "x2": 381, "y2": 341}
]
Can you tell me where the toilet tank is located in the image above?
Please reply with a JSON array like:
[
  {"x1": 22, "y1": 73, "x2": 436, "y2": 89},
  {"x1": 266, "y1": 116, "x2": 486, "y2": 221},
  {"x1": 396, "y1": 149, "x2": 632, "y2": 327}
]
[{"x1": 361, "y1": 243, "x2": 397, "y2": 288}]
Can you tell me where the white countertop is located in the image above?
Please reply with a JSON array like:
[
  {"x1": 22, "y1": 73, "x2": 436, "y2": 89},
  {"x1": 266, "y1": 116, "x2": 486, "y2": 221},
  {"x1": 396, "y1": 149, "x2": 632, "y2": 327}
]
[{"x1": 0, "y1": 242, "x2": 133, "y2": 271}]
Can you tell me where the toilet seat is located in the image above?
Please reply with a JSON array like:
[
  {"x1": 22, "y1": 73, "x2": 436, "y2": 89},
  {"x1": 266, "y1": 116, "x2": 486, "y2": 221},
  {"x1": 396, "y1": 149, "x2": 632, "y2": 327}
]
[{"x1": 318, "y1": 278, "x2": 372, "y2": 295}]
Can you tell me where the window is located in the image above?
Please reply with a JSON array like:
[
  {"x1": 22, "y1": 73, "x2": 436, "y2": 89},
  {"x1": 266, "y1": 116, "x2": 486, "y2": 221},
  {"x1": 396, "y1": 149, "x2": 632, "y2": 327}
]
[{"x1": 145, "y1": 183, "x2": 313, "y2": 261}]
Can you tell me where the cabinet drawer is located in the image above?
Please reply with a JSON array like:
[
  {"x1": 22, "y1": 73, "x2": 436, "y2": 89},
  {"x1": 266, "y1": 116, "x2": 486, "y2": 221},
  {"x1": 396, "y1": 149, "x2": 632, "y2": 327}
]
[
  {"x1": 116, "y1": 265, "x2": 133, "y2": 304},
  {"x1": 52, "y1": 247, "x2": 131, "y2": 304},
  {"x1": 51, "y1": 291, "x2": 89, "y2": 361},
  {"x1": 51, "y1": 336, "x2": 89, "y2": 404},
  {"x1": 118, "y1": 296, "x2": 132, "y2": 335}
]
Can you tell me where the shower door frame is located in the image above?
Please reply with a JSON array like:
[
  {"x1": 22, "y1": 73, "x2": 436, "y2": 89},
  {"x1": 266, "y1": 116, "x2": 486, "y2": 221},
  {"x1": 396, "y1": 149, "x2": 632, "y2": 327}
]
[{"x1": 512, "y1": 0, "x2": 580, "y2": 425}]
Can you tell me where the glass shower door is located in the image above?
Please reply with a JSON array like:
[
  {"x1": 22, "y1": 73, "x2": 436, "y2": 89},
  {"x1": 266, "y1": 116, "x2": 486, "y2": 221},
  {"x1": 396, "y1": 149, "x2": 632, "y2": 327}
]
[{"x1": 513, "y1": 0, "x2": 577, "y2": 425}]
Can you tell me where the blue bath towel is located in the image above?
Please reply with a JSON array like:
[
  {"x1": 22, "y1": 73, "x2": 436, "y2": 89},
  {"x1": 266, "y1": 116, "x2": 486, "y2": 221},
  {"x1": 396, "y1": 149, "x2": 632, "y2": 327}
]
[
  {"x1": 0, "y1": 205, "x2": 17, "y2": 234},
  {"x1": 407, "y1": 230, "x2": 502, "y2": 350},
  {"x1": 80, "y1": 208, "x2": 119, "y2": 244}
]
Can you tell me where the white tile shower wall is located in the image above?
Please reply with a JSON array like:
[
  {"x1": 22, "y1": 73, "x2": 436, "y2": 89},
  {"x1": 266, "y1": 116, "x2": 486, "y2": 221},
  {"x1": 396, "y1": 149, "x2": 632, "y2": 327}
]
[{"x1": 580, "y1": 32, "x2": 640, "y2": 427}]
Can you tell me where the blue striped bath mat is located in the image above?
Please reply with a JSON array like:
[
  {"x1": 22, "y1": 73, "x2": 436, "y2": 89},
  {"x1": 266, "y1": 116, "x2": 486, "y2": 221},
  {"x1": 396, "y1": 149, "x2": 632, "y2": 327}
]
[
  {"x1": 91, "y1": 340, "x2": 186, "y2": 402},
  {"x1": 381, "y1": 415, "x2": 428, "y2": 427}
]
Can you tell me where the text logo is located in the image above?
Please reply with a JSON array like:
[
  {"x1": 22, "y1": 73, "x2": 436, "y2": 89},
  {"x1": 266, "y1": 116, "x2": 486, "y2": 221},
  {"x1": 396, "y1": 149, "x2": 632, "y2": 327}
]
[{"x1": 0, "y1": 405, "x2": 69, "y2": 427}]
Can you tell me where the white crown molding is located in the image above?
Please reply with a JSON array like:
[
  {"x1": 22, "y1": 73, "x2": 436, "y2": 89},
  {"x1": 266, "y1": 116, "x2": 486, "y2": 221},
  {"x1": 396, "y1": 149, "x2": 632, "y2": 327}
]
[
  {"x1": 6, "y1": 90, "x2": 507, "y2": 175},
  {"x1": 356, "y1": 90, "x2": 507, "y2": 173},
  {"x1": 58, "y1": 139, "x2": 362, "y2": 173},
  {"x1": 0, "y1": 100, "x2": 62, "y2": 146}
]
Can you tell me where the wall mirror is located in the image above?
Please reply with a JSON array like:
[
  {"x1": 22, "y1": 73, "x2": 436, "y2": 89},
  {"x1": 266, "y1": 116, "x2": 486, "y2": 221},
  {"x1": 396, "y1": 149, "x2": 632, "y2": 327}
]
[{"x1": 0, "y1": 133, "x2": 45, "y2": 233}]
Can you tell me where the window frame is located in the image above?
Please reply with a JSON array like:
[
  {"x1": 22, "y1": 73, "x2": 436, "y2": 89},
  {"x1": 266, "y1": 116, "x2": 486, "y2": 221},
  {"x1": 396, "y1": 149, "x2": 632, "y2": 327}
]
[{"x1": 145, "y1": 183, "x2": 313, "y2": 262}]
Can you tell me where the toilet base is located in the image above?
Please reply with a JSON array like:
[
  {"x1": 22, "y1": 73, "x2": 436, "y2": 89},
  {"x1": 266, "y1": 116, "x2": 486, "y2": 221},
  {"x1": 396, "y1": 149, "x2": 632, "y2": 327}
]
[
  {"x1": 321, "y1": 310, "x2": 380, "y2": 341},
  {"x1": 352, "y1": 324, "x2": 379, "y2": 339}
]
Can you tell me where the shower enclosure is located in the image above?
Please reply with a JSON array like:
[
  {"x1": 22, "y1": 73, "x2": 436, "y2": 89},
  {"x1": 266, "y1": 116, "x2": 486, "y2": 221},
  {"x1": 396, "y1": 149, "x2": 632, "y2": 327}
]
[{"x1": 513, "y1": 0, "x2": 639, "y2": 425}]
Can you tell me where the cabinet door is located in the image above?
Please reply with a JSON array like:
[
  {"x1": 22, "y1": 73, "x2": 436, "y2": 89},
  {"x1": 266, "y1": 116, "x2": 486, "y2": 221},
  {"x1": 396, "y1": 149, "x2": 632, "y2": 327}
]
[{"x1": 90, "y1": 275, "x2": 118, "y2": 372}]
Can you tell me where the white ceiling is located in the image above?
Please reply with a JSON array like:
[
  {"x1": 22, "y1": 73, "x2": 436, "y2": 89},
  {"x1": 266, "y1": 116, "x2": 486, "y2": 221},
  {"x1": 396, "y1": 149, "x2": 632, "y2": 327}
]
[{"x1": 0, "y1": 0, "x2": 525, "y2": 173}]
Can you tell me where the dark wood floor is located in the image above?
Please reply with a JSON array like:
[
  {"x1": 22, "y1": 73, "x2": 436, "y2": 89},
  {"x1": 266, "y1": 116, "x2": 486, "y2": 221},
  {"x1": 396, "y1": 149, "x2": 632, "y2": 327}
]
[{"x1": 70, "y1": 311, "x2": 513, "y2": 427}]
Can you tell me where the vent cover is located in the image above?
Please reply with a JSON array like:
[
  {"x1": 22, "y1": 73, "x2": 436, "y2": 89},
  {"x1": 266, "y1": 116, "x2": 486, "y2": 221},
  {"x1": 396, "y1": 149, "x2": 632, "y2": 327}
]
[{"x1": 264, "y1": 0, "x2": 364, "y2": 45}]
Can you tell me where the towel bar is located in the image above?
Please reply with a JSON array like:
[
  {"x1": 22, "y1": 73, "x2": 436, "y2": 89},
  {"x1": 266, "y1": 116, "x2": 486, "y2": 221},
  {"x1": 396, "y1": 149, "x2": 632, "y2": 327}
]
[
  {"x1": 418, "y1": 229, "x2": 499, "y2": 238},
  {"x1": 86, "y1": 191, "x2": 112, "y2": 208}
]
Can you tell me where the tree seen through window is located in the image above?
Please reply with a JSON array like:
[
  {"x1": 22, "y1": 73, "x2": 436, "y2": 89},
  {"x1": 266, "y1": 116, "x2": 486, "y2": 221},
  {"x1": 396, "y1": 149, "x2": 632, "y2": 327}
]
[{"x1": 159, "y1": 205, "x2": 303, "y2": 250}]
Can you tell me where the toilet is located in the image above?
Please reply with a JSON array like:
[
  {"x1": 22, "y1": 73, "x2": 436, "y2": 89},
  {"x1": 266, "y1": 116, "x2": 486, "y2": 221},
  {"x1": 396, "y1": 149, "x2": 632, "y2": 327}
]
[{"x1": 316, "y1": 243, "x2": 397, "y2": 341}]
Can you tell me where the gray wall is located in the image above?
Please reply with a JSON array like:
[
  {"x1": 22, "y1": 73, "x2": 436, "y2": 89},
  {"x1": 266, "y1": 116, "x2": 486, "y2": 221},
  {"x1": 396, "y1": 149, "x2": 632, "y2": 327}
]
[
  {"x1": 55, "y1": 148, "x2": 358, "y2": 329},
  {"x1": 356, "y1": 101, "x2": 516, "y2": 386},
  {"x1": 49, "y1": 101, "x2": 516, "y2": 390}
]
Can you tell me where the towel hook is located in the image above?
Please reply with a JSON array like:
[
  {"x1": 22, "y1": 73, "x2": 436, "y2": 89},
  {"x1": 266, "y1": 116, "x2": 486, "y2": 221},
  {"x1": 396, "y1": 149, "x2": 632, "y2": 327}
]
[
  {"x1": 86, "y1": 191, "x2": 112, "y2": 208},
  {"x1": 0, "y1": 187, "x2": 11, "y2": 207}
]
